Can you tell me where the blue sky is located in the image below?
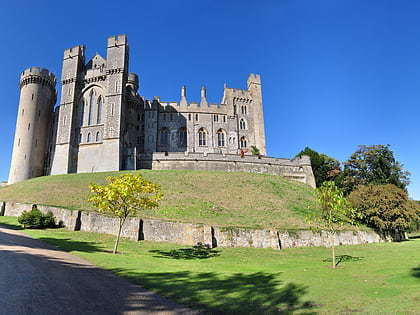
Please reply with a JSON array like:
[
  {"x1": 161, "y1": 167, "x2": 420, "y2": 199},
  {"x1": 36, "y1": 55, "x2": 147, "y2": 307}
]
[{"x1": 1, "y1": 0, "x2": 419, "y2": 199}]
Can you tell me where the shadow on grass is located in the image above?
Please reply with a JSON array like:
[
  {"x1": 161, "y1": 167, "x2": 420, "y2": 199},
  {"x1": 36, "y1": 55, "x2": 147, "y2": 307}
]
[
  {"x1": 149, "y1": 244, "x2": 220, "y2": 260},
  {"x1": 323, "y1": 255, "x2": 364, "y2": 267},
  {"x1": 411, "y1": 266, "x2": 420, "y2": 278},
  {"x1": 38, "y1": 237, "x2": 103, "y2": 253},
  {"x1": 110, "y1": 269, "x2": 319, "y2": 314},
  {"x1": 0, "y1": 222, "x2": 24, "y2": 230}
]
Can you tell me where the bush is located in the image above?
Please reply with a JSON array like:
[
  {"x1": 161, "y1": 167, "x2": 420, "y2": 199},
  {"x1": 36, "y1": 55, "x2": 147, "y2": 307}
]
[{"x1": 18, "y1": 206, "x2": 56, "y2": 229}]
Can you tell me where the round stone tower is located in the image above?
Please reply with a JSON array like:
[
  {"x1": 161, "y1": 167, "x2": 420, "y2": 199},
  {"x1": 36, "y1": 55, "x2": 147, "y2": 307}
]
[{"x1": 8, "y1": 67, "x2": 56, "y2": 184}]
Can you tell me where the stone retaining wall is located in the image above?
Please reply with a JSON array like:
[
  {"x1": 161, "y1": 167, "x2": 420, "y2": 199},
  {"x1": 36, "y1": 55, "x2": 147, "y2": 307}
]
[{"x1": 0, "y1": 201, "x2": 385, "y2": 249}]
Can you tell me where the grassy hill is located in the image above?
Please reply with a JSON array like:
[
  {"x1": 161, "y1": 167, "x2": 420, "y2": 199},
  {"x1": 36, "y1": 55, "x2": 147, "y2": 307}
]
[{"x1": 0, "y1": 170, "x2": 321, "y2": 230}]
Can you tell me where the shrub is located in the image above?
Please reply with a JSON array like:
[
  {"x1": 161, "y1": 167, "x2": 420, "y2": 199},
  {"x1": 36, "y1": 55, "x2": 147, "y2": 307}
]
[{"x1": 18, "y1": 206, "x2": 56, "y2": 229}]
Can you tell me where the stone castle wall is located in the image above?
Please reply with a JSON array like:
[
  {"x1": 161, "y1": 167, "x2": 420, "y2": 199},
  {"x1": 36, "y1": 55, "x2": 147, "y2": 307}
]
[
  {"x1": 1, "y1": 201, "x2": 384, "y2": 249},
  {"x1": 138, "y1": 152, "x2": 316, "y2": 188}
]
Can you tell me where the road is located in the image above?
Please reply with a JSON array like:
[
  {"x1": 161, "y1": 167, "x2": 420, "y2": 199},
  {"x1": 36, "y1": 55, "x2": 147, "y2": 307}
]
[{"x1": 0, "y1": 226, "x2": 201, "y2": 315}]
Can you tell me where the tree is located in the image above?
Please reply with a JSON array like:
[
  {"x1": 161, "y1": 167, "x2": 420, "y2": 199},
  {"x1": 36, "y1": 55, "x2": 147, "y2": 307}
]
[
  {"x1": 89, "y1": 173, "x2": 162, "y2": 254},
  {"x1": 339, "y1": 145, "x2": 410, "y2": 195},
  {"x1": 308, "y1": 181, "x2": 359, "y2": 268},
  {"x1": 250, "y1": 145, "x2": 261, "y2": 157},
  {"x1": 296, "y1": 147, "x2": 341, "y2": 187},
  {"x1": 348, "y1": 184, "x2": 420, "y2": 240}
]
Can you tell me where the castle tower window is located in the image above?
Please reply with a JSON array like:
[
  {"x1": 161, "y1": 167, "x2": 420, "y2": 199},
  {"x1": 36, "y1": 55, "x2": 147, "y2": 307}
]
[
  {"x1": 195, "y1": 114, "x2": 199, "y2": 121},
  {"x1": 81, "y1": 100, "x2": 86, "y2": 126},
  {"x1": 79, "y1": 134, "x2": 82, "y2": 143},
  {"x1": 159, "y1": 128, "x2": 169, "y2": 146},
  {"x1": 240, "y1": 136, "x2": 248, "y2": 148},
  {"x1": 198, "y1": 128, "x2": 207, "y2": 146},
  {"x1": 188, "y1": 113, "x2": 191, "y2": 121},
  {"x1": 88, "y1": 90, "x2": 95, "y2": 125},
  {"x1": 21, "y1": 109, "x2": 24, "y2": 117},
  {"x1": 97, "y1": 97, "x2": 102, "y2": 124},
  {"x1": 217, "y1": 129, "x2": 226, "y2": 147},
  {"x1": 96, "y1": 132, "x2": 101, "y2": 142},
  {"x1": 239, "y1": 118, "x2": 246, "y2": 130},
  {"x1": 241, "y1": 105, "x2": 247, "y2": 115},
  {"x1": 223, "y1": 115, "x2": 226, "y2": 123},
  {"x1": 178, "y1": 127, "x2": 187, "y2": 146},
  {"x1": 87, "y1": 132, "x2": 91, "y2": 143},
  {"x1": 214, "y1": 115, "x2": 219, "y2": 122}
]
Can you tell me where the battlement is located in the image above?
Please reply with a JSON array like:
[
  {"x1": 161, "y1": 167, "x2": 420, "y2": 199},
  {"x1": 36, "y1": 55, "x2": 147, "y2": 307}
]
[
  {"x1": 108, "y1": 34, "x2": 127, "y2": 47},
  {"x1": 19, "y1": 67, "x2": 56, "y2": 90},
  {"x1": 21, "y1": 67, "x2": 56, "y2": 82},
  {"x1": 247, "y1": 73, "x2": 261, "y2": 85},
  {"x1": 63, "y1": 45, "x2": 85, "y2": 59},
  {"x1": 138, "y1": 152, "x2": 315, "y2": 188}
]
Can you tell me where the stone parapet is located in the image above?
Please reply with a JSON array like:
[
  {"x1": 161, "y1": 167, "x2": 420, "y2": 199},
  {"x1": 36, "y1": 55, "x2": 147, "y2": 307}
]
[{"x1": 138, "y1": 152, "x2": 316, "y2": 188}]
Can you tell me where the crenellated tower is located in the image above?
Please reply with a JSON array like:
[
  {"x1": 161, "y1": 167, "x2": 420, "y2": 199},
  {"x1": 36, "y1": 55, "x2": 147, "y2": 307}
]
[{"x1": 8, "y1": 67, "x2": 56, "y2": 184}]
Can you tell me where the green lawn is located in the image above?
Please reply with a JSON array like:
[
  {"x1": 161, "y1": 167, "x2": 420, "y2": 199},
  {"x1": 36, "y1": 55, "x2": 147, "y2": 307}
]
[
  {"x1": 1, "y1": 216, "x2": 418, "y2": 314},
  {"x1": 0, "y1": 170, "x2": 322, "y2": 230}
]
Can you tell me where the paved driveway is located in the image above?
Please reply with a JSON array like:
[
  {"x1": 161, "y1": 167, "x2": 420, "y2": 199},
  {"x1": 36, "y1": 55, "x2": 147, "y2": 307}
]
[{"x1": 0, "y1": 226, "x2": 200, "y2": 315}]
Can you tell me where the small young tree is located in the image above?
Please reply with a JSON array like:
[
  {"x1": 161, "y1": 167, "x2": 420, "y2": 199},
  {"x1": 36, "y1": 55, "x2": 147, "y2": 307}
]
[
  {"x1": 308, "y1": 181, "x2": 359, "y2": 268},
  {"x1": 89, "y1": 173, "x2": 162, "y2": 254}
]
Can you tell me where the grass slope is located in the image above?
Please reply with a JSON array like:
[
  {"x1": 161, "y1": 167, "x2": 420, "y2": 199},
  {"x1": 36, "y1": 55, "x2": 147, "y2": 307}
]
[
  {"x1": 0, "y1": 170, "x2": 320, "y2": 230},
  {"x1": 1, "y1": 216, "x2": 419, "y2": 314}
]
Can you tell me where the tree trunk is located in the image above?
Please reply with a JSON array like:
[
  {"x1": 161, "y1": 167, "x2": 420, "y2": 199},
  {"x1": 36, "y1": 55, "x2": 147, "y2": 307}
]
[
  {"x1": 331, "y1": 231, "x2": 336, "y2": 268},
  {"x1": 113, "y1": 218, "x2": 124, "y2": 254}
]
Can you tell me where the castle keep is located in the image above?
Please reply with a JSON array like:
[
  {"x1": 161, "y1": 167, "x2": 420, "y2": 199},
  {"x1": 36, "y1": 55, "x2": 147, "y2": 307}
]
[{"x1": 8, "y1": 35, "x2": 315, "y2": 188}]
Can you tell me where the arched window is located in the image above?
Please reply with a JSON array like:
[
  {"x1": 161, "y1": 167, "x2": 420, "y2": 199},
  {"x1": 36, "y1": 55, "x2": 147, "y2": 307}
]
[
  {"x1": 79, "y1": 134, "x2": 82, "y2": 143},
  {"x1": 160, "y1": 128, "x2": 169, "y2": 146},
  {"x1": 217, "y1": 129, "x2": 226, "y2": 147},
  {"x1": 96, "y1": 131, "x2": 101, "y2": 142},
  {"x1": 87, "y1": 132, "x2": 91, "y2": 143},
  {"x1": 81, "y1": 99, "x2": 86, "y2": 126},
  {"x1": 97, "y1": 97, "x2": 102, "y2": 124},
  {"x1": 198, "y1": 128, "x2": 207, "y2": 146},
  {"x1": 239, "y1": 118, "x2": 246, "y2": 130},
  {"x1": 241, "y1": 105, "x2": 247, "y2": 115},
  {"x1": 240, "y1": 136, "x2": 248, "y2": 148},
  {"x1": 88, "y1": 90, "x2": 95, "y2": 125},
  {"x1": 178, "y1": 128, "x2": 187, "y2": 147}
]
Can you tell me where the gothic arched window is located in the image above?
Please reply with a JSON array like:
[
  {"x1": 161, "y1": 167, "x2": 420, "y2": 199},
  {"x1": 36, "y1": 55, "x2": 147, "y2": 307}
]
[
  {"x1": 160, "y1": 128, "x2": 169, "y2": 146},
  {"x1": 240, "y1": 136, "x2": 248, "y2": 148},
  {"x1": 198, "y1": 128, "x2": 207, "y2": 146},
  {"x1": 87, "y1": 132, "x2": 91, "y2": 143},
  {"x1": 97, "y1": 97, "x2": 102, "y2": 124},
  {"x1": 88, "y1": 90, "x2": 95, "y2": 125},
  {"x1": 217, "y1": 129, "x2": 226, "y2": 147},
  {"x1": 239, "y1": 119, "x2": 246, "y2": 130},
  {"x1": 178, "y1": 127, "x2": 187, "y2": 147},
  {"x1": 96, "y1": 131, "x2": 101, "y2": 142}
]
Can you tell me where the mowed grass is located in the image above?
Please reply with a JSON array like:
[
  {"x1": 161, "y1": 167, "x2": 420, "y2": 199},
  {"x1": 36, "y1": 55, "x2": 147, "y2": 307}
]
[
  {"x1": 1, "y1": 216, "x2": 419, "y2": 314},
  {"x1": 0, "y1": 170, "x2": 321, "y2": 230}
]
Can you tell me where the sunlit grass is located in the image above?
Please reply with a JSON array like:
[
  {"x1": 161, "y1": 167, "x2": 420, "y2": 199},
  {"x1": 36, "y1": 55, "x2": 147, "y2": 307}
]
[{"x1": 1, "y1": 216, "x2": 419, "y2": 314}]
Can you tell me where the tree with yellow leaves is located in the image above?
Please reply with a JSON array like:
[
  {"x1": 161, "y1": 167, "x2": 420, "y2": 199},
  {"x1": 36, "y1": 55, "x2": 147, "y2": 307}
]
[{"x1": 89, "y1": 173, "x2": 162, "y2": 254}]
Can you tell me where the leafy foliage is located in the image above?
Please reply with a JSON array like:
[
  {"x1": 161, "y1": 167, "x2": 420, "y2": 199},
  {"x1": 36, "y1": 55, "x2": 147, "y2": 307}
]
[
  {"x1": 18, "y1": 206, "x2": 56, "y2": 229},
  {"x1": 348, "y1": 184, "x2": 420, "y2": 239},
  {"x1": 338, "y1": 145, "x2": 410, "y2": 195},
  {"x1": 296, "y1": 147, "x2": 341, "y2": 187},
  {"x1": 309, "y1": 181, "x2": 359, "y2": 267},
  {"x1": 250, "y1": 145, "x2": 261, "y2": 156},
  {"x1": 89, "y1": 173, "x2": 162, "y2": 253}
]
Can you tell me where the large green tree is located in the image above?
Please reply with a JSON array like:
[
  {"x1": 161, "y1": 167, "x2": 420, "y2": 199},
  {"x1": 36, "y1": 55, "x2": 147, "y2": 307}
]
[
  {"x1": 338, "y1": 144, "x2": 410, "y2": 195},
  {"x1": 89, "y1": 173, "x2": 162, "y2": 254},
  {"x1": 296, "y1": 147, "x2": 341, "y2": 187},
  {"x1": 348, "y1": 184, "x2": 420, "y2": 240}
]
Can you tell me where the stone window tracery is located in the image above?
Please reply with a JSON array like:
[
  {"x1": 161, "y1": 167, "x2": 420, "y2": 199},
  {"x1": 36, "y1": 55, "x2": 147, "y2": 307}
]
[
  {"x1": 217, "y1": 129, "x2": 226, "y2": 147},
  {"x1": 239, "y1": 118, "x2": 246, "y2": 130},
  {"x1": 240, "y1": 136, "x2": 248, "y2": 148},
  {"x1": 97, "y1": 97, "x2": 102, "y2": 124},
  {"x1": 159, "y1": 128, "x2": 169, "y2": 146},
  {"x1": 178, "y1": 128, "x2": 187, "y2": 147},
  {"x1": 198, "y1": 128, "x2": 207, "y2": 146}
]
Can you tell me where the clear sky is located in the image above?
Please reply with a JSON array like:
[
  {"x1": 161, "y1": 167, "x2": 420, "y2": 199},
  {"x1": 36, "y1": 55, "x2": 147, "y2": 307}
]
[{"x1": 1, "y1": 0, "x2": 419, "y2": 199}]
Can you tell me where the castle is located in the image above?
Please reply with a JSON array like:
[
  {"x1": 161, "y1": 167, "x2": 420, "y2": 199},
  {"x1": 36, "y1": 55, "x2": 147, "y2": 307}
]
[{"x1": 8, "y1": 35, "x2": 315, "y2": 188}]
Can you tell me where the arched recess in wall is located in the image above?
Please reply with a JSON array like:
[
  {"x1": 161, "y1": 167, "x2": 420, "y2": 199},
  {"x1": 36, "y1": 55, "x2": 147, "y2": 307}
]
[{"x1": 78, "y1": 84, "x2": 106, "y2": 127}]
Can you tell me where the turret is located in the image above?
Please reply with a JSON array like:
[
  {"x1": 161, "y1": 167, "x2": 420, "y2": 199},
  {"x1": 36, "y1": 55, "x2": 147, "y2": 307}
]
[
  {"x1": 247, "y1": 73, "x2": 266, "y2": 155},
  {"x1": 199, "y1": 86, "x2": 208, "y2": 107},
  {"x1": 8, "y1": 67, "x2": 56, "y2": 184},
  {"x1": 180, "y1": 85, "x2": 188, "y2": 106}
]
